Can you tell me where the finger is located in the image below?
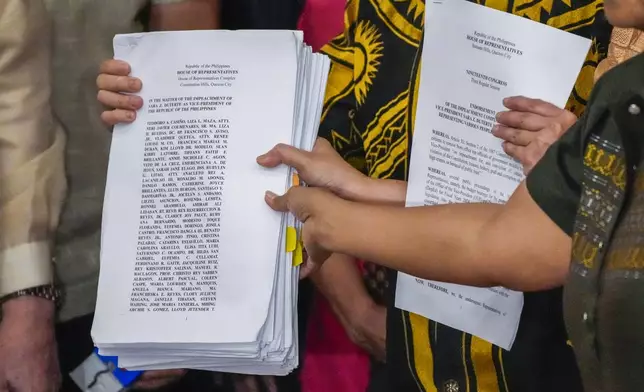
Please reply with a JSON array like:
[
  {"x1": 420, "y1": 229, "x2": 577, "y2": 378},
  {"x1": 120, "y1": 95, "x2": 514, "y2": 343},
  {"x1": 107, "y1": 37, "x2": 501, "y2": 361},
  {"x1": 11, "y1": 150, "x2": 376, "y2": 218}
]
[
  {"x1": 501, "y1": 141, "x2": 525, "y2": 162},
  {"x1": 99, "y1": 59, "x2": 131, "y2": 76},
  {"x1": 138, "y1": 369, "x2": 186, "y2": 381},
  {"x1": 495, "y1": 110, "x2": 550, "y2": 132},
  {"x1": 492, "y1": 125, "x2": 534, "y2": 146},
  {"x1": 133, "y1": 379, "x2": 176, "y2": 390},
  {"x1": 100, "y1": 109, "x2": 136, "y2": 126},
  {"x1": 265, "y1": 188, "x2": 314, "y2": 223},
  {"x1": 502, "y1": 96, "x2": 562, "y2": 117},
  {"x1": 304, "y1": 243, "x2": 331, "y2": 268},
  {"x1": 133, "y1": 371, "x2": 186, "y2": 390},
  {"x1": 265, "y1": 191, "x2": 289, "y2": 212},
  {"x1": 299, "y1": 259, "x2": 318, "y2": 279},
  {"x1": 256, "y1": 144, "x2": 310, "y2": 170},
  {"x1": 97, "y1": 90, "x2": 143, "y2": 111},
  {"x1": 96, "y1": 73, "x2": 142, "y2": 94}
]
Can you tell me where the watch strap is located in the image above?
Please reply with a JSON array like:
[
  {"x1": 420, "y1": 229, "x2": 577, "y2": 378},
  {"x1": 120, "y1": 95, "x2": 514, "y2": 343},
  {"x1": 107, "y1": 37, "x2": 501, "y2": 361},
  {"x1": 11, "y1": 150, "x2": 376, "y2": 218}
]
[{"x1": 0, "y1": 284, "x2": 62, "y2": 308}]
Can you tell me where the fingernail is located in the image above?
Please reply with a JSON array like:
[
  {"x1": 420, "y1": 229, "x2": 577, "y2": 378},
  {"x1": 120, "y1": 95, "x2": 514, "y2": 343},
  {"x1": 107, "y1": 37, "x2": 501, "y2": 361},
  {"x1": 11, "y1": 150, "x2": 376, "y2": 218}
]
[
  {"x1": 126, "y1": 111, "x2": 135, "y2": 121},
  {"x1": 265, "y1": 191, "x2": 277, "y2": 200}
]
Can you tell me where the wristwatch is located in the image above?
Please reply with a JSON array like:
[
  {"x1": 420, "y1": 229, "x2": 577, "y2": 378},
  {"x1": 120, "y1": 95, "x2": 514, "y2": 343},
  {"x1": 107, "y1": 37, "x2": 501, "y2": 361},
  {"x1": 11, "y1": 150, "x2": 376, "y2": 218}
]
[{"x1": 0, "y1": 284, "x2": 63, "y2": 309}]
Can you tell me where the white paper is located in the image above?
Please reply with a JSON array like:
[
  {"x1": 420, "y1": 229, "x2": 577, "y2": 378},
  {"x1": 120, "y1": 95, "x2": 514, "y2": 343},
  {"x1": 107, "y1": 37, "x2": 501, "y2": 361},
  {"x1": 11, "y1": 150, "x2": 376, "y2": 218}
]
[
  {"x1": 92, "y1": 30, "x2": 329, "y2": 375},
  {"x1": 395, "y1": 0, "x2": 590, "y2": 350}
]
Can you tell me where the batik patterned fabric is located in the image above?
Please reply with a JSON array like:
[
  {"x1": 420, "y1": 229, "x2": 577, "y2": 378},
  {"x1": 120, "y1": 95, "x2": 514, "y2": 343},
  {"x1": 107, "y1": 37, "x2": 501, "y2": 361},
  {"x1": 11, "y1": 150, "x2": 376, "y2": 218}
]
[{"x1": 319, "y1": 0, "x2": 612, "y2": 390}]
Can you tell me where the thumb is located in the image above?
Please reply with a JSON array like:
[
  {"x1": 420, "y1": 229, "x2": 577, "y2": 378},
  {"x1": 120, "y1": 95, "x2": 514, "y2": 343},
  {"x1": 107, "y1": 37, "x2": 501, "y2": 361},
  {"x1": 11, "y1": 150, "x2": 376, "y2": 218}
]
[
  {"x1": 265, "y1": 190, "x2": 289, "y2": 212},
  {"x1": 257, "y1": 144, "x2": 310, "y2": 170},
  {"x1": 264, "y1": 188, "x2": 311, "y2": 222}
]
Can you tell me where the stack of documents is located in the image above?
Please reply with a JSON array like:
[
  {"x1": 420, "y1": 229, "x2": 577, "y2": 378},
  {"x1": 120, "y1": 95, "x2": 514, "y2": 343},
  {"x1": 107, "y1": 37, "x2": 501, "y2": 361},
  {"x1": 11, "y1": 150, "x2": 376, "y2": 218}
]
[{"x1": 92, "y1": 30, "x2": 330, "y2": 375}]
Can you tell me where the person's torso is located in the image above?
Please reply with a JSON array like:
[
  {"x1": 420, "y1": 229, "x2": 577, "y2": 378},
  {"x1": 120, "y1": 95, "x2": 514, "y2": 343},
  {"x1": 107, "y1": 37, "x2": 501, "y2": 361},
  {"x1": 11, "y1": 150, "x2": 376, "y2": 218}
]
[
  {"x1": 45, "y1": 0, "x2": 151, "y2": 321},
  {"x1": 322, "y1": 0, "x2": 612, "y2": 390},
  {"x1": 220, "y1": 0, "x2": 303, "y2": 30},
  {"x1": 563, "y1": 52, "x2": 644, "y2": 392}
]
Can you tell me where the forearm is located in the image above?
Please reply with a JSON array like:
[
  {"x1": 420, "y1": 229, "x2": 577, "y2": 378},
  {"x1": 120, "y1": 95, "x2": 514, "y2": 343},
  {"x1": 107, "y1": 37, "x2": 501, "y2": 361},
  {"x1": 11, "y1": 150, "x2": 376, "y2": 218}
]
[
  {"x1": 344, "y1": 177, "x2": 407, "y2": 207},
  {"x1": 311, "y1": 253, "x2": 373, "y2": 324},
  {"x1": 150, "y1": 0, "x2": 221, "y2": 31},
  {"x1": 320, "y1": 183, "x2": 571, "y2": 291}
]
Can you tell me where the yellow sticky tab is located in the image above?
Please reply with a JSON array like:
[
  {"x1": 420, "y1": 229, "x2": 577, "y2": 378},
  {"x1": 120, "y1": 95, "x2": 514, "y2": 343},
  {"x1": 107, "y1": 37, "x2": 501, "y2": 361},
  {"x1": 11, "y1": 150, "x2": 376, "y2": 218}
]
[
  {"x1": 285, "y1": 227, "x2": 297, "y2": 252},
  {"x1": 292, "y1": 173, "x2": 300, "y2": 187},
  {"x1": 293, "y1": 241, "x2": 304, "y2": 267}
]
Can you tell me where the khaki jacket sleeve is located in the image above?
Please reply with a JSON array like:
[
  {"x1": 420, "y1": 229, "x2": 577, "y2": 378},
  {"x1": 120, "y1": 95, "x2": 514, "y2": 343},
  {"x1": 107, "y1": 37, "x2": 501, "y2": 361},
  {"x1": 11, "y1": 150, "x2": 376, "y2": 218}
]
[{"x1": 0, "y1": 0, "x2": 66, "y2": 296}]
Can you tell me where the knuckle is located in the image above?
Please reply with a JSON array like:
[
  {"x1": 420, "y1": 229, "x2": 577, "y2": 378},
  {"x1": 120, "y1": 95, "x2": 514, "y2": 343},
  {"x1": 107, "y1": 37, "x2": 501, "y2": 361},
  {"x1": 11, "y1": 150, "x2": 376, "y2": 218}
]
[
  {"x1": 274, "y1": 143, "x2": 288, "y2": 153},
  {"x1": 525, "y1": 101, "x2": 537, "y2": 113},
  {"x1": 562, "y1": 110, "x2": 577, "y2": 125},
  {"x1": 116, "y1": 95, "x2": 127, "y2": 108},
  {"x1": 116, "y1": 75, "x2": 129, "y2": 89},
  {"x1": 552, "y1": 122, "x2": 565, "y2": 136}
]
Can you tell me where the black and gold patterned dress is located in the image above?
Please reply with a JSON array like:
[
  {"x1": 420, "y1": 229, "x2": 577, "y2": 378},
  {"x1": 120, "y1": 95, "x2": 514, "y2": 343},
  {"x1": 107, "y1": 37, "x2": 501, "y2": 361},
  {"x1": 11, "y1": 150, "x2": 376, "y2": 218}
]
[{"x1": 318, "y1": 1, "x2": 612, "y2": 391}]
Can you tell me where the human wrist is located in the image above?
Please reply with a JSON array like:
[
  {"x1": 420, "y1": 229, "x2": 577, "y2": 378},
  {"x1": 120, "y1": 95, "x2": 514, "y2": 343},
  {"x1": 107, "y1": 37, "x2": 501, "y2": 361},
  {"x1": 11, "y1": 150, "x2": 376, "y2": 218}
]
[
  {"x1": 334, "y1": 172, "x2": 372, "y2": 202},
  {"x1": 2, "y1": 295, "x2": 56, "y2": 323},
  {"x1": 313, "y1": 197, "x2": 359, "y2": 255}
]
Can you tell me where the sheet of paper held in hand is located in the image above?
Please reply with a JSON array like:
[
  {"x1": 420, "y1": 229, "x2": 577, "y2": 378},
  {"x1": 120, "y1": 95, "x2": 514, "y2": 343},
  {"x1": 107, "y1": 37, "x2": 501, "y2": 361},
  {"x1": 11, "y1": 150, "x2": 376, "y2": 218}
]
[{"x1": 395, "y1": 0, "x2": 590, "y2": 350}]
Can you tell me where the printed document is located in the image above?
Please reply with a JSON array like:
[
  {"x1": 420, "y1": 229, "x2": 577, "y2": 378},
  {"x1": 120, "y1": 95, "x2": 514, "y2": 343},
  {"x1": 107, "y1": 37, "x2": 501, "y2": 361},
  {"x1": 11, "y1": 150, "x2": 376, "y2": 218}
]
[
  {"x1": 92, "y1": 30, "x2": 329, "y2": 375},
  {"x1": 395, "y1": 0, "x2": 590, "y2": 350}
]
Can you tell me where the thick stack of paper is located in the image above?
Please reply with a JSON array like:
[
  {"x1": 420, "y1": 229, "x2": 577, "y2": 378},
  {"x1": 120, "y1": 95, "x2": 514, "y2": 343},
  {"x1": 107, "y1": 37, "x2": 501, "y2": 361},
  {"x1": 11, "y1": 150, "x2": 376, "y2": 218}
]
[{"x1": 92, "y1": 30, "x2": 330, "y2": 375}]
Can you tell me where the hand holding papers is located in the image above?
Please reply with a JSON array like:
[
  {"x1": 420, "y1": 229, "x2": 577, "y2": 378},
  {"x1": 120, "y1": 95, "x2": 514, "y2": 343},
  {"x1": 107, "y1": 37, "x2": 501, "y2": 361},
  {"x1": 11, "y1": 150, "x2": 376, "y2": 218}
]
[
  {"x1": 396, "y1": 0, "x2": 591, "y2": 350},
  {"x1": 92, "y1": 30, "x2": 330, "y2": 375}
]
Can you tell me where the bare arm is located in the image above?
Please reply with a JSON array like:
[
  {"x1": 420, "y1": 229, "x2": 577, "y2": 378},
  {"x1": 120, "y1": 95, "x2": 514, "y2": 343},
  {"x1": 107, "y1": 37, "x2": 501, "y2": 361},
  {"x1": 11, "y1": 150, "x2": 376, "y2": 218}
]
[
  {"x1": 311, "y1": 253, "x2": 386, "y2": 360},
  {"x1": 150, "y1": 0, "x2": 221, "y2": 31},
  {"x1": 346, "y1": 178, "x2": 407, "y2": 206},
  {"x1": 278, "y1": 182, "x2": 571, "y2": 292},
  {"x1": 312, "y1": 254, "x2": 370, "y2": 316}
]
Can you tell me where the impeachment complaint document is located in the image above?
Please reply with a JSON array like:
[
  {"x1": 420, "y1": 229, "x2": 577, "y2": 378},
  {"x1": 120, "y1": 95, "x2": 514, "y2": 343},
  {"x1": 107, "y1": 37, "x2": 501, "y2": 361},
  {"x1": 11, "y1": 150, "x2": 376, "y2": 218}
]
[
  {"x1": 395, "y1": 0, "x2": 590, "y2": 350},
  {"x1": 93, "y1": 30, "x2": 329, "y2": 375}
]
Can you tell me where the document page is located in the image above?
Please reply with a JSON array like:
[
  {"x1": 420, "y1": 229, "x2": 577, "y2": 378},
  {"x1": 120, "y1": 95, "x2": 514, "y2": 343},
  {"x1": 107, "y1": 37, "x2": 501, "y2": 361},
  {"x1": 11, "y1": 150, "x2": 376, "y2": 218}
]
[
  {"x1": 93, "y1": 31, "x2": 299, "y2": 345},
  {"x1": 395, "y1": 0, "x2": 590, "y2": 350},
  {"x1": 92, "y1": 30, "x2": 329, "y2": 375}
]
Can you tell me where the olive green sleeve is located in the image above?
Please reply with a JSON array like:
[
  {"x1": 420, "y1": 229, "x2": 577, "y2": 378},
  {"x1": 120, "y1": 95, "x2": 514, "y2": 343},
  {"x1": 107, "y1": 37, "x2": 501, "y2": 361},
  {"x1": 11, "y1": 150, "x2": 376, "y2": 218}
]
[{"x1": 526, "y1": 113, "x2": 589, "y2": 236}]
